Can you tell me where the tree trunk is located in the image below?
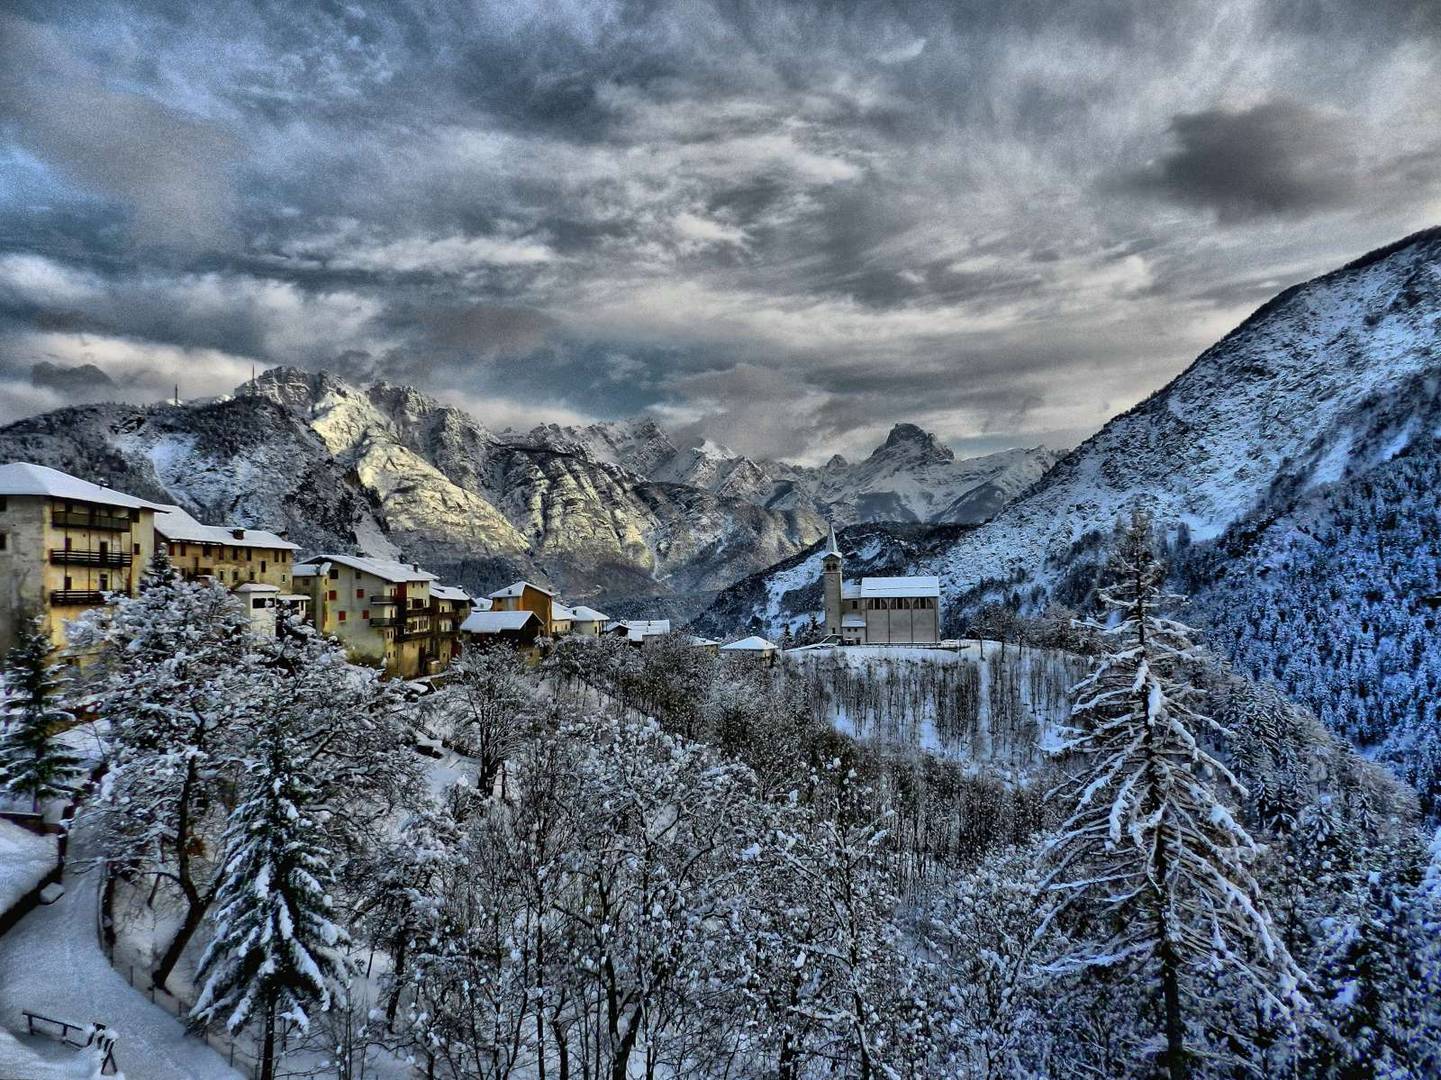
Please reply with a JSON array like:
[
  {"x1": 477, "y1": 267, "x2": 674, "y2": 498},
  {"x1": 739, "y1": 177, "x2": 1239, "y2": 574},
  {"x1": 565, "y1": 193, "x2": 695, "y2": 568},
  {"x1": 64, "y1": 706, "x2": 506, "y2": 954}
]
[
  {"x1": 385, "y1": 936, "x2": 407, "y2": 1028},
  {"x1": 152, "y1": 891, "x2": 208, "y2": 991},
  {"x1": 260, "y1": 1000, "x2": 277, "y2": 1080},
  {"x1": 1158, "y1": 936, "x2": 1187, "y2": 1080}
]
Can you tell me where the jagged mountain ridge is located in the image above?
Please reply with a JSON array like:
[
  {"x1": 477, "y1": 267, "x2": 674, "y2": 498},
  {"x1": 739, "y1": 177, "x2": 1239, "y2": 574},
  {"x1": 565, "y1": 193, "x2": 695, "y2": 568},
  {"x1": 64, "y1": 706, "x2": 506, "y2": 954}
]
[
  {"x1": 704, "y1": 226, "x2": 1441, "y2": 629},
  {"x1": 526, "y1": 417, "x2": 1060, "y2": 526}
]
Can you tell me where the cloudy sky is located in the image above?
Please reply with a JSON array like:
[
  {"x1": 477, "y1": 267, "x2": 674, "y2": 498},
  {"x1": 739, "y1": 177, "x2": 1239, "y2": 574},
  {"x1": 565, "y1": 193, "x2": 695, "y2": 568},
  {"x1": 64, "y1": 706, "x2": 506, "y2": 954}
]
[{"x1": 1, "y1": 1, "x2": 1438, "y2": 462}]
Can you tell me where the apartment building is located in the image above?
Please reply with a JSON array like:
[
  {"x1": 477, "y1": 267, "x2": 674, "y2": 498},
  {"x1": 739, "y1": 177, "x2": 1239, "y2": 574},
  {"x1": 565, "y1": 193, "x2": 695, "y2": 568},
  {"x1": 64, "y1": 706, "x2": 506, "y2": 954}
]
[
  {"x1": 296, "y1": 555, "x2": 464, "y2": 678},
  {"x1": 488, "y1": 581, "x2": 561, "y2": 635},
  {"x1": 154, "y1": 504, "x2": 298, "y2": 590},
  {"x1": 0, "y1": 462, "x2": 161, "y2": 653}
]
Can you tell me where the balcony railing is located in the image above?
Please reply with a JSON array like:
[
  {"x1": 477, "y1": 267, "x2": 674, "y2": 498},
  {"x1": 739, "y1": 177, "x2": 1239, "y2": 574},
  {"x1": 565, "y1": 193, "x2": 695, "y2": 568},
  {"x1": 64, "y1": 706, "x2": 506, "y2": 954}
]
[
  {"x1": 50, "y1": 590, "x2": 109, "y2": 605},
  {"x1": 398, "y1": 622, "x2": 432, "y2": 641},
  {"x1": 369, "y1": 595, "x2": 401, "y2": 606},
  {"x1": 52, "y1": 510, "x2": 133, "y2": 532},
  {"x1": 50, "y1": 548, "x2": 132, "y2": 567},
  {"x1": 369, "y1": 616, "x2": 401, "y2": 628}
]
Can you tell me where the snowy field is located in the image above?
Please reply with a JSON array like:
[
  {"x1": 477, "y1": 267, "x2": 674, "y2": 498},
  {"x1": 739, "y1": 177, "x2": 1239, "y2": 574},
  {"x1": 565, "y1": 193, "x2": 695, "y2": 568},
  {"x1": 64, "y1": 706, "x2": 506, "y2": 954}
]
[{"x1": 786, "y1": 641, "x2": 1087, "y2": 772}]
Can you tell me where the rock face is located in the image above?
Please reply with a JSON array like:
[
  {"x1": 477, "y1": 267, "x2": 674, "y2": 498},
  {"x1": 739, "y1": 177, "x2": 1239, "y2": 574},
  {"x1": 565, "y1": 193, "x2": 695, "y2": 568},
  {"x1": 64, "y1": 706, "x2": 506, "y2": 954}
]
[
  {"x1": 0, "y1": 368, "x2": 833, "y2": 604},
  {"x1": 529, "y1": 417, "x2": 1060, "y2": 526}
]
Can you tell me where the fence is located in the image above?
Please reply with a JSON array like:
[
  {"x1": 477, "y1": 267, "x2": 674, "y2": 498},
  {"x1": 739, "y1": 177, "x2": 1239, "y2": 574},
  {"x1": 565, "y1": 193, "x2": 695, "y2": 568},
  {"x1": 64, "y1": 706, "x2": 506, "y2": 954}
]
[{"x1": 95, "y1": 866, "x2": 263, "y2": 1078}]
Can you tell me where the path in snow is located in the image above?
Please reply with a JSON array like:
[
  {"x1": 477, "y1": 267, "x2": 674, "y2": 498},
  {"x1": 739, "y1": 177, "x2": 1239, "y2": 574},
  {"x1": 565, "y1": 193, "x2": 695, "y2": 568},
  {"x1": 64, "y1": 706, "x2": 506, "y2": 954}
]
[{"x1": 0, "y1": 817, "x2": 240, "y2": 1080}]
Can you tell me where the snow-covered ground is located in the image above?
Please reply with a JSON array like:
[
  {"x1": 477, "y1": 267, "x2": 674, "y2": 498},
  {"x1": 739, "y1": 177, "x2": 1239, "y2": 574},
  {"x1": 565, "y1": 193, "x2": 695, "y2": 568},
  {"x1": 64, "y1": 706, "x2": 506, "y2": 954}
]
[
  {"x1": 0, "y1": 819, "x2": 241, "y2": 1080},
  {"x1": 0, "y1": 819, "x2": 57, "y2": 915},
  {"x1": 786, "y1": 641, "x2": 1086, "y2": 772}
]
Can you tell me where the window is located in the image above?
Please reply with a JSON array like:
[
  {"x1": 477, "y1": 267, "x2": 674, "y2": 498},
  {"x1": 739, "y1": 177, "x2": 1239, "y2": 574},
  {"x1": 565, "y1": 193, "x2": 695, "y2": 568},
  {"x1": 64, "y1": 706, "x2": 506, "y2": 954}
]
[
  {"x1": 327, "y1": 589, "x2": 337, "y2": 601},
  {"x1": 0, "y1": 531, "x2": 7, "y2": 551},
  {"x1": 0, "y1": 496, "x2": 6, "y2": 511},
  {"x1": 132, "y1": 542, "x2": 140, "y2": 554},
  {"x1": 202, "y1": 545, "x2": 212, "y2": 557},
  {"x1": 261, "y1": 560, "x2": 267, "y2": 573},
  {"x1": 99, "y1": 573, "x2": 109, "y2": 590},
  {"x1": 356, "y1": 588, "x2": 365, "y2": 599},
  {"x1": 361, "y1": 609, "x2": 369, "y2": 620},
  {"x1": 64, "y1": 575, "x2": 73, "y2": 590},
  {"x1": 328, "y1": 567, "x2": 339, "y2": 581},
  {"x1": 338, "y1": 610, "x2": 347, "y2": 623},
  {"x1": 252, "y1": 598, "x2": 266, "y2": 610}
]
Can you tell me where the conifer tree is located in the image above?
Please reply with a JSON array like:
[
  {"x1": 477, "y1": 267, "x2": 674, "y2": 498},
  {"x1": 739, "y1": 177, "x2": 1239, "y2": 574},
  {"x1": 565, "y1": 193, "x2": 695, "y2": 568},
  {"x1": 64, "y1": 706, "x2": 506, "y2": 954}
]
[
  {"x1": 192, "y1": 710, "x2": 349, "y2": 1080},
  {"x1": 0, "y1": 615, "x2": 81, "y2": 813},
  {"x1": 1042, "y1": 510, "x2": 1303, "y2": 1079}
]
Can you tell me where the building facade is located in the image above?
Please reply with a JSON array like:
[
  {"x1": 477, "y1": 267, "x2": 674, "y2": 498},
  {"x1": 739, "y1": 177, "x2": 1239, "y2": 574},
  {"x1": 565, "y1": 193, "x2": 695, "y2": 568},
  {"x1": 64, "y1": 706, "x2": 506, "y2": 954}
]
[
  {"x1": 488, "y1": 581, "x2": 560, "y2": 635},
  {"x1": 154, "y1": 504, "x2": 298, "y2": 591},
  {"x1": 297, "y1": 555, "x2": 445, "y2": 677},
  {"x1": 0, "y1": 463, "x2": 161, "y2": 653},
  {"x1": 821, "y1": 526, "x2": 941, "y2": 644}
]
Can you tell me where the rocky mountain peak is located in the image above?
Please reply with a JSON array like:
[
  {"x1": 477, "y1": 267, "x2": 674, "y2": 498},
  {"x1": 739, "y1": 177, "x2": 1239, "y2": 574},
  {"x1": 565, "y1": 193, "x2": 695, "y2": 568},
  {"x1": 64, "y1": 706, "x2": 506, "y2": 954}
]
[{"x1": 872, "y1": 422, "x2": 954, "y2": 463}]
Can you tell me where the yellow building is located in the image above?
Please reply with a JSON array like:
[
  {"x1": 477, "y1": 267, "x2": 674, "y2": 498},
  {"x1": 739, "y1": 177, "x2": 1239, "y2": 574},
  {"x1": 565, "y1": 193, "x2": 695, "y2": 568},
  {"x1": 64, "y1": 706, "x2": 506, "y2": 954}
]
[
  {"x1": 0, "y1": 462, "x2": 161, "y2": 653},
  {"x1": 154, "y1": 504, "x2": 298, "y2": 590},
  {"x1": 296, "y1": 554, "x2": 457, "y2": 678},
  {"x1": 488, "y1": 581, "x2": 561, "y2": 635}
]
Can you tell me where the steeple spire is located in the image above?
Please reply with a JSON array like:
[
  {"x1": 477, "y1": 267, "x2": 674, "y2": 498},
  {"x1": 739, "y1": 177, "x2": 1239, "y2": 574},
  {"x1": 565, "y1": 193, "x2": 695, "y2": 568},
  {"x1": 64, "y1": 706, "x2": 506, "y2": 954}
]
[{"x1": 825, "y1": 523, "x2": 841, "y2": 558}]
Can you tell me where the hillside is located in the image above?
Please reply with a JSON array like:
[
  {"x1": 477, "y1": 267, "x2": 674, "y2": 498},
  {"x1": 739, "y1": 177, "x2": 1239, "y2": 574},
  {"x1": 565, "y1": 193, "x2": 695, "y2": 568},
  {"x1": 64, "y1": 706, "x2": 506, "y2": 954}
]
[{"x1": 695, "y1": 228, "x2": 1441, "y2": 776}]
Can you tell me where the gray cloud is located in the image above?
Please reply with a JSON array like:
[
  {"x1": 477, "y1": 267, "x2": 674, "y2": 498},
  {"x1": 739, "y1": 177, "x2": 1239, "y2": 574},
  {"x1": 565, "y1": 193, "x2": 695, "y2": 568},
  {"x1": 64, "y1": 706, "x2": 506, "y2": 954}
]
[
  {"x1": 0, "y1": 1, "x2": 1438, "y2": 460},
  {"x1": 1118, "y1": 101, "x2": 1364, "y2": 223}
]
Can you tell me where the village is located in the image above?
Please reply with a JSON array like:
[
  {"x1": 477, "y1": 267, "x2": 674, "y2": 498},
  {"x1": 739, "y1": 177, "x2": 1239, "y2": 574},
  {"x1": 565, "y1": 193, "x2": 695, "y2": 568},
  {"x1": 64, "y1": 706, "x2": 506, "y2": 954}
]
[{"x1": 0, "y1": 461, "x2": 947, "y2": 679}]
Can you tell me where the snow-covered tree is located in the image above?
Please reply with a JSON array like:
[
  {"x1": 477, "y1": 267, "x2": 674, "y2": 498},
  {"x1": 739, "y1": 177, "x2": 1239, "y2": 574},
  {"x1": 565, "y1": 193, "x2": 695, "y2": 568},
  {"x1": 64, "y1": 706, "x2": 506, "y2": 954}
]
[
  {"x1": 192, "y1": 709, "x2": 350, "y2": 1080},
  {"x1": 68, "y1": 564, "x2": 255, "y2": 989},
  {"x1": 424, "y1": 644, "x2": 538, "y2": 796},
  {"x1": 1042, "y1": 510, "x2": 1304, "y2": 1079},
  {"x1": 0, "y1": 615, "x2": 81, "y2": 812}
]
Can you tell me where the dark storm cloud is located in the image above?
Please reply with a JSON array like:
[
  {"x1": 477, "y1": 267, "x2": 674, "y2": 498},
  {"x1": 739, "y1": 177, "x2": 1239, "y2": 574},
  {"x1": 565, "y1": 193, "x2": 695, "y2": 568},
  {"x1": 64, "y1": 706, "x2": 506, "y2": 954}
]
[
  {"x1": 0, "y1": 0, "x2": 1438, "y2": 458},
  {"x1": 1117, "y1": 101, "x2": 1362, "y2": 223}
]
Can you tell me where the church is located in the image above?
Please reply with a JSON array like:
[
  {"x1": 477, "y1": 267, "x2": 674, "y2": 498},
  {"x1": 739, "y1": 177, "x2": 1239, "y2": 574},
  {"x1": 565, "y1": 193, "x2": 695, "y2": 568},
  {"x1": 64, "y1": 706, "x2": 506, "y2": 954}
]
[{"x1": 820, "y1": 527, "x2": 942, "y2": 644}]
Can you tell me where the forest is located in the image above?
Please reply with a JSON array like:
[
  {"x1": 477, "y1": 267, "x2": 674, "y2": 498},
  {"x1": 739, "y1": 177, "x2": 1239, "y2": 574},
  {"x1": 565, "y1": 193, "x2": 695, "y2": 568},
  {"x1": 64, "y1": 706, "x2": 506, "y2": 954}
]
[{"x1": 1, "y1": 515, "x2": 1438, "y2": 1079}]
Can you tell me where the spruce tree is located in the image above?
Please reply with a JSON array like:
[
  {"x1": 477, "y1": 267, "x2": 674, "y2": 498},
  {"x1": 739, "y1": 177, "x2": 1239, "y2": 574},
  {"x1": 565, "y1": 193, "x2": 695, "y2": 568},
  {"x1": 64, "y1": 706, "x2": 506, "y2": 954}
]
[
  {"x1": 192, "y1": 710, "x2": 349, "y2": 1080},
  {"x1": 0, "y1": 615, "x2": 81, "y2": 813},
  {"x1": 1042, "y1": 510, "x2": 1303, "y2": 1079}
]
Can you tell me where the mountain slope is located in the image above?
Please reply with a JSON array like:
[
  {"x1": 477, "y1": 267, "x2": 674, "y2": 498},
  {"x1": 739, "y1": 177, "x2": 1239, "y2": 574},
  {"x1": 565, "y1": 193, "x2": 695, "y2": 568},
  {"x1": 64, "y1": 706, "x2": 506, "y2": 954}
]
[
  {"x1": 529, "y1": 417, "x2": 1059, "y2": 526},
  {"x1": 247, "y1": 368, "x2": 825, "y2": 600},
  {"x1": 931, "y1": 227, "x2": 1441, "y2": 609}
]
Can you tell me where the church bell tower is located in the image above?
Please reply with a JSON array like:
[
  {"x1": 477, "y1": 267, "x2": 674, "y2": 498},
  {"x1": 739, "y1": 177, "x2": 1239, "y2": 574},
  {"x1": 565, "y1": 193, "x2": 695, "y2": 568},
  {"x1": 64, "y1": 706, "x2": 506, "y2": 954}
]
[{"x1": 822, "y1": 524, "x2": 843, "y2": 638}]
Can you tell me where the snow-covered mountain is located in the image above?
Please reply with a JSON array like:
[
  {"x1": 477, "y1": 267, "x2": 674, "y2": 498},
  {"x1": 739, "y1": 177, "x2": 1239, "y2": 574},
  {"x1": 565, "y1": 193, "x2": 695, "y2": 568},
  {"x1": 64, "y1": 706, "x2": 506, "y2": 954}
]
[
  {"x1": 528, "y1": 417, "x2": 1060, "y2": 526},
  {"x1": 698, "y1": 229, "x2": 1441, "y2": 763},
  {"x1": 0, "y1": 369, "x2": 829, "y2": 604}
]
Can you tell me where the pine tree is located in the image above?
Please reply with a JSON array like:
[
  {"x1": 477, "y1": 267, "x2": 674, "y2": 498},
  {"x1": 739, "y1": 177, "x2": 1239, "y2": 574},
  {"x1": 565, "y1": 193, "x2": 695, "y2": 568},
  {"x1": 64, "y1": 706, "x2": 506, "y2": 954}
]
[
  {"x1": 1042, "y1": 510, "x2": 1304, "y2": 1079},
  {"x1": 192, "y1": 710, "x2": 350, "y2": 1080},
  {"x1": 0, "y1": 615, "x2": 81, "y2": 813}
]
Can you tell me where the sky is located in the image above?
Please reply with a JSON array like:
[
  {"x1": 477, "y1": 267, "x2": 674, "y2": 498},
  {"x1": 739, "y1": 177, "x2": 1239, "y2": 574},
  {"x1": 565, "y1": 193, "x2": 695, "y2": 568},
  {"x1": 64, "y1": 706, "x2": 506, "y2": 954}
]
[{"x1": 1, "y1": 1, "x2": 1438, "y2": 463}]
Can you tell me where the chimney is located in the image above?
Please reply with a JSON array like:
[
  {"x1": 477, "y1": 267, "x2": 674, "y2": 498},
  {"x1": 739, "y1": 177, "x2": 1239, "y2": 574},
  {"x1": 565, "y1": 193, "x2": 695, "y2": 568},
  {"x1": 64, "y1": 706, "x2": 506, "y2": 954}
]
[{"x1": 232, "y1": 528, "x2": 245, "y2": 539}]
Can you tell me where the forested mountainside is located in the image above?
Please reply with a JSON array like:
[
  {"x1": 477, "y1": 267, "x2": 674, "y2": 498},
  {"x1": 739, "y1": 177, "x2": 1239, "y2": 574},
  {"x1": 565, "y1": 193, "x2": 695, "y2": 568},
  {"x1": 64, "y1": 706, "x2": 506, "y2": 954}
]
[
  {"x1": 529, "y1": 417, "x2": 1060, "y2": 525},
  {"x1": 696, "y1": 228, "x2": 1441, "y2": 780},
  {"x1": 1176, "y1": 370, "x2": 1441, "y2": 811}
]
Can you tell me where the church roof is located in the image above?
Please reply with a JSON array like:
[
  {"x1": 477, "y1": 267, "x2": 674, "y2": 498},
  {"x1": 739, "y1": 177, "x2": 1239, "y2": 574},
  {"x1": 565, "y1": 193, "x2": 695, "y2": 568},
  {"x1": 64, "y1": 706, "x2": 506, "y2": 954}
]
[
  {"x1": 858, "y1": 576, "x2": 941, "y2": 598},
  {"x1": 824, "y1": 525, "x2": 841, "y2": 557}
]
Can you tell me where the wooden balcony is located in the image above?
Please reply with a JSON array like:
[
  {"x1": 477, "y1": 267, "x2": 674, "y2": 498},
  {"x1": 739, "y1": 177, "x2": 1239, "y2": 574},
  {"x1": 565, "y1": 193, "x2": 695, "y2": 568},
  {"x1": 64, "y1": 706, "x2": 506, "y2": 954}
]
[
  {"x1": 50, "y1": 548, "x2": 132, "y2": 567},
  {"x1": 369, "y1": 595, "x2": 401, "y2": 606},
  {"x1": 52, "y1": 510, "x2": 133, "y2": 532},
  {"x1": 369, "y1": 616, "x2": 401, "y2": 628},
  {"x1": 50, "y1": 590, "x2": 107, "y2": 606}
]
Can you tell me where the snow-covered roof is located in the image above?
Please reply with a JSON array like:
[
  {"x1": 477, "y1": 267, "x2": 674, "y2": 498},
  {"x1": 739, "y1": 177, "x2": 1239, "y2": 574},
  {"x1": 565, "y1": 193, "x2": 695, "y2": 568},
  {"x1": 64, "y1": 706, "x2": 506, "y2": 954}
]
[
  {"x1": 551, "y1": 602, "x2": 575, "y2": 621},
  {"x1": 461, "y1": 610, "x2": 538, "y2": 634},
  {"x1": 687, "y1": 635, "x2": 720, "y2": 647},
  {"x1": 721, "y1": 635, "x2": 778, "y2": 652},
  {"x1": 569, "y1": 605, "x2": 610, "y2": 622},
  {"x1": 858, "y1": 575, "x2": 940, "y2": 598},
  {"x1": 299, "y1": 554, "x2": 437, "y2": 583},
  {"x1": 154, "y1": 504, "x2": 298, "y2": 550},
  {"x1": 607, "y1": 619, "x2": 671, "y2": 640},
  {"x1": 431, "y1": 584, "x2": 471, "y2": 602},
  {"x1": 489, "y1": 580, "x2": 554, "y2": 598},
  {"x1": 293, "y1": 563, "x2": 324, "y2": 578},
  {"x1": 841, "y1": 613, "x2": 866, "y2": 628},
  {"x1": 824, "y1": 524, "x2": 841, "y2": 557},
  {"x1": 471, "y1": 597, "x2": 494, "y2": 611},
  {"x1": 841, "y1": 581, "x2": 862, "y2": 599},
  {"x1": 234, "y1": 582, "x2": 280, "y2": 593},
  {"x1": 0, "y1": 461, "x2": 165, "y2": 511}
]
